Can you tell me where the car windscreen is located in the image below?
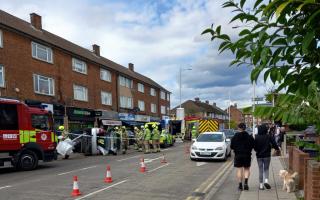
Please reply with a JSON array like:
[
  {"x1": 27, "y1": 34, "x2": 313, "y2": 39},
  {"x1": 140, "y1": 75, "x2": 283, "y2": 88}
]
[
  {"x1": 197, "y1": 134, "x2": 223, "y2": 142},
  {"x1": 223, "y1": 130, "x2": 234, "y2": 137}
]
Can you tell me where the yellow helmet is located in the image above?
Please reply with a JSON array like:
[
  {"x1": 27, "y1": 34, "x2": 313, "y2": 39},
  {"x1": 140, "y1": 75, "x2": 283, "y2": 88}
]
[
  {"x1": 114, "y1": 127, "x2": 119, "y2": 130},
  {"x1": 58, "y1": 125, "x2": 64, "y2": 131},
  {"x1": 134, "y1": 127, "x2": 138, "y2": 130},
  {"x1": 141, "y1": 125, "x2": 144, "y2": 129},
  {"x1": 145, "y1": 124, "x2": 149, "y2": 128},
  {"x1": 122, "y1": 126, "x2": 126, "y2": 129}
]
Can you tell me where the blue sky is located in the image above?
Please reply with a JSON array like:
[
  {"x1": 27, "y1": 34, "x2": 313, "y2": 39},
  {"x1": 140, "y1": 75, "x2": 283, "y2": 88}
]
[{"x1": 0, "y1": 0, "x2": 273, "y2": 109}]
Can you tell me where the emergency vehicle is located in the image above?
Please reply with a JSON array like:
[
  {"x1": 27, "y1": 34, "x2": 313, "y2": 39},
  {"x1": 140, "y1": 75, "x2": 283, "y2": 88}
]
[{"x1": 0, "y1": 98, "x2": 57, "y2": 170}]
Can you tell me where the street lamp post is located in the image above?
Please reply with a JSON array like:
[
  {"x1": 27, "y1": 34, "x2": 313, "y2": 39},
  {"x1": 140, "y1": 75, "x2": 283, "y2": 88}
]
[
  {"x1": 179, "y1": 66, "x2": 192, "y2": 108},
  {"x1": 252, "y1": 78, "x2": 256, "y2": 136}
]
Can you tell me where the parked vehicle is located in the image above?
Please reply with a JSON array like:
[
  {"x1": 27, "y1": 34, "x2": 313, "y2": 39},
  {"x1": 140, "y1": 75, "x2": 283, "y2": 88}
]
[
  {"x1": 0, "y1": 98, "x2": 57, "y2": 170},
  {"x1": 190, "y1": 132, "x2": 231, "y2": 161},
  {"x1": 221, "y1": 129, "x2": 236, "y2": 139}
]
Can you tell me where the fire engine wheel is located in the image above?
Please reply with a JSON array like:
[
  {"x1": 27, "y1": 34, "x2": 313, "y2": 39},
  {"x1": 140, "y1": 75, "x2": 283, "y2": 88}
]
[{"x1": 18, "y1": 150, "x2": 38, "y2": 171}]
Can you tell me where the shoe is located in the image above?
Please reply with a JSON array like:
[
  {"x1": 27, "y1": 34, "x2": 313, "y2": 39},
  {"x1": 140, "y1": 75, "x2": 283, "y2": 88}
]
[
  {"x1": 259, "y1": 185, "x2": 264, "y2": 190},
  {"x1": 238, "y1": 185, "x2": 243, "y2": 191},
  {"x1": 243, "y1": 184, "x2": 249, "y2": 190},
  {"x1": 264, "y1": 183, "x2": 271, "y2": 189}
]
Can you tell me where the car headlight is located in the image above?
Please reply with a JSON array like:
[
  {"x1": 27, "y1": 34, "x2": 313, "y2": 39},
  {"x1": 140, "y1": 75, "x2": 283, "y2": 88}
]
[
  {"x1": 191, "y1": 146, "x2": 198, "y2": 150},
  {"x1": 215, "y1": 147, "x2": 223, "y2": 151}
]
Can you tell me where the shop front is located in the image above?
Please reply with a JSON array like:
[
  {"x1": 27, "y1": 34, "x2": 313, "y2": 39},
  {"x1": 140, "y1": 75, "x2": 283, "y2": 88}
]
[
  {"x1": 96, "y1": 110, "x2": 121, "y2": 128},
  {"x1": 66, "y1": 107, "x2": 95, "y2": 132}
]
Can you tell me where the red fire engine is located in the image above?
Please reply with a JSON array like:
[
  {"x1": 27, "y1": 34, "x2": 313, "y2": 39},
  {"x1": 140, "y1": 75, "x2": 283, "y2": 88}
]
[{"x1": 0, "y1": 98, "x2": 57, "y2": 170}]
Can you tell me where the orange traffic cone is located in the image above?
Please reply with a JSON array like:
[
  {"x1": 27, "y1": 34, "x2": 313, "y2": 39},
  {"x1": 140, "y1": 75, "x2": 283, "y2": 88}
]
[
  {"x1": 71, "y1": 176, "x2": 81, "y2": 197},
  {"x1": 104, "y1": 165, "x2": 113, "y2": 183},
  {"x1": 140, "y1": 157, "x2": 146, "y2": 173},
  {"x1": 161, "y1": 153, "x2": 167, "y2": 164}
]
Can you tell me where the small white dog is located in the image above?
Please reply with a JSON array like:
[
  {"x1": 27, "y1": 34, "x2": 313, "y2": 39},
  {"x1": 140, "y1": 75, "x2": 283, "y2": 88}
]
[{"x1": 279, "y1": 170, "x2": 298, "y2": 193}]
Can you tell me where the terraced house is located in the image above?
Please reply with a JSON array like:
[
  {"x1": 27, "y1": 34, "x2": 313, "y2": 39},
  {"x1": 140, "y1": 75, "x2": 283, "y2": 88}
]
[{"x1": 0, "y1": 10, "x2": 170, "y2": 131}]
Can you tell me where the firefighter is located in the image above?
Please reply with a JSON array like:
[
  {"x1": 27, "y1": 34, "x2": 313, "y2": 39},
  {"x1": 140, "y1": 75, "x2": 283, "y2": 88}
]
[
  {"x1": 133, "y1": 127, "x2": 139, "y2": 150},
  {"x1": 138, "y1": 125, "x2": 145, "y2": 152},
  {"x1": 144, "y1": 124, "x2": 151, "y2": 154},
  {"x1": 58, "y1": 125, "x2": 68, "y2": 141},
  {"x1": 121, "y1": 126, "x2": 128, "y2": 154},
  {"x1": 152, "y1": 124, "x2": 160, "y2": 153},
  {"x1": 191, "y1": 126, "x2": 197, "y2": 139},
  {"x1": 114, "y1": 127, "x2": 121, "y2": 153}
]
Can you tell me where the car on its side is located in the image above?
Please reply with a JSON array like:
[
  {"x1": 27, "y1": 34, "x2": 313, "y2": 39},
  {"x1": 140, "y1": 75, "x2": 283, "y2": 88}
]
[{"x1": 190, "y1": 132, "x2": 231, "y2": 161}]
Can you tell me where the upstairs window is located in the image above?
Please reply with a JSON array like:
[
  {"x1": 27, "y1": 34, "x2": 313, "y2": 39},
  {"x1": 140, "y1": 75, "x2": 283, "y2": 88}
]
[
  {"x1": 0, "y1": 65, "x2": 4, "y2": 87},
  {"x1": 167, "y1": 93, "x2": 170, "y2": 101},
  {"x1": 119, "y1": 76, "x2": 132, "y2": 88},
  {"x1": 120, "y1": 96, "x2": 133, "y2": 109},
  {"x1": 100, "y1": 68, "x2": 111, "y2": 82},
  {"x1": 0, "y1": 30, "x2": 3, "y2": 48},
  {"x1": 150, "y1": 88, "x2": 156, "y2": 96},
  {"x1": 31, "y1": 42, "x2": 53, "y2": 63},
  {"x1": 72, "y1": 58, "x2": 87, "y2": 74},
  {"x1": 101, "y1": 91, "x2": 112, "y2": 105},
  {"x1": 161, "y1": 106, "x2": 166, "y2": 114},
  {"x1": 138, "y1": 83, "x2": 144, "y2": 93},
  {"x1": 33, "y1": 74, "x2": 55, "y2": 96},
  {"x1": 151, "y1": 103, "x2": 157, "y2": 113},
  {"x1": 73, "y1": 84, "x2": 88, "y2": 101},
  {"x1": 138, "y1": 100, "x2": 145, "y2": 111},
  {"x1": 160, "y1": 91, "x2": 165, "y2": 100}
]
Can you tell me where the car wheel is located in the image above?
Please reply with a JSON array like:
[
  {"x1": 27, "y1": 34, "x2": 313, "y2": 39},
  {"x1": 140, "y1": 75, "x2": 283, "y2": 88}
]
[
  {"x1": 18, "y1": 150, "x2": 38, "y2": 171},
  {"x1": 223, "y1": 151, "x2": 227, "y2": 161}
]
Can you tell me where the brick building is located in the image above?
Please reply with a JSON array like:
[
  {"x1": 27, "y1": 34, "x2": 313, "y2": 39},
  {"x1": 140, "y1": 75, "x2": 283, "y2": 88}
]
[
  {"x1": 0, "y1": 10, "x2": 170, "y2": 131},
  {"x1": 225, "y1": 104, "x2": 243, "y2": 125}
]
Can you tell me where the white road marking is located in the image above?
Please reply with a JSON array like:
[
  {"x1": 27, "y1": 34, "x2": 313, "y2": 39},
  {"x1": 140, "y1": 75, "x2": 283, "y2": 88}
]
[
  {"x1": 117, "y1": 155, "x2": 141, "y2": 162},
  {"x1": 0, "y1": 185, "x2": 12, "y2": 190},
  {"x1": 144, "y1": 156, "x2": 163, "y2": 163},
  {"x1": 148, "y1": 163, "x2": 170, "y2": 173},
  {"x1": 74, "y1": 180, "x2": 128, "y2": 200},
  {"x1": 196, "y1": 162, "x2": 207, "y2": 167},
  {"x1": 57, "y1": 165, "x2": 97, "y2": 176}
]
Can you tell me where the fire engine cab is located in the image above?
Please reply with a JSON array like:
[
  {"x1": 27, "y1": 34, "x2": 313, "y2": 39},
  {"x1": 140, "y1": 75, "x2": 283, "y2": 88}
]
[{"x1": 0, "y1": 98, "x2": 57, "y2": 170}]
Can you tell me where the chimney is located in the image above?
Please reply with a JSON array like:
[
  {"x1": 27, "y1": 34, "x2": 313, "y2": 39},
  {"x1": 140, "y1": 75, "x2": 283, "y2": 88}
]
[
  {"x1": 195, "y1": 97, "x2": 200, "y2": 102},
  {"x1": 128, "y1": 63, "x2": 134, "y2": 71},
  {"x1": 30, "y1": 13, "x2": 42, "y2": 30},
  {"x1": 205, "y1": 100, "x2": 209, "y2": 104},
  {"x1": 92, "y1": 44, "x2": 100, "y2": 56},
  {"x1": 212, "y1": 102, "x2": 216, "y2": 107}
]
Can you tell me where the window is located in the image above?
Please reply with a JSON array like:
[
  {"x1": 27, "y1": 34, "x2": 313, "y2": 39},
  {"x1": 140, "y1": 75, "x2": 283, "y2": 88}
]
[
  {"x1": 167, "y1": 107, "x2": 170, "y2": 114},
  {"x1": 0, "y1": 30, "x2": 3, "y2": 48},
  {"x1": 120, "y1": 96, "x2": 133, "y2": 108},
  {"x1": 160, "y1": 91, "x2": 165, "y2": 100},
  {"x1": 138, "y1": 100, "x2": 145, "y2": 111},
  {"x1": 150, "y1": 88, "x2": 156, "y2": 96},
  {"x1": 0, "y1": 104, "x2": 18, "y2": 130},
  {"x1": 167, "y1": 93, "x2": 170, "y2": 101},
  {"x1": 151, "y1": 103, "x2": 157, "y2": 113},
  {"x1": 161, "y1": 106, "x2": 166, "y2": 114},
  {"x1": 119, "y1": 76, "x2": 132, "y2": 88},
  {"x1": 138, "y1": 83, "x2": 144, "y2": 93},
  {"x1": 0, "y1": 65, "x2": 4, "y2": 87},
  {"x1": 33, "y1": 74, "x2": 55, "y2": 96},
  {"x1": 31, "y1": 114, "x2": 51, "y2": 131},
  {"x1": 101, "y1": 91, "x2": 112, "y2": 105},
  {"x1": 73, "y1": 85, "x2": 88, "y2": 101},
  {"x1": 100, "y1": 68, "x2": 111, "y2": 82},
  {"x1": 31, "y1": 42, "x2": 53, "y2": 63},
  {"x1": 72, "y1": 58, "x2": 87, "y2": 74}
]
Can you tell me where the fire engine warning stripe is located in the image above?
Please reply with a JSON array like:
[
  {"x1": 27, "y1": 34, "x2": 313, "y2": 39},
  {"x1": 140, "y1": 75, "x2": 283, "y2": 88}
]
[{"x1": 199, "y1": 120, "x2": 219, "y2": 133}]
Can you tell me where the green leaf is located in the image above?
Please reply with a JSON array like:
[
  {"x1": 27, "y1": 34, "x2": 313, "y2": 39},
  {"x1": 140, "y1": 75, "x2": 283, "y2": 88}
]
[
  {"x1": 201, "y1": 28, "x2": 214, "y2": 35},
  {"x1": 218, "y1": 34, "x2": 231, "y2": 41},
  {"x1": 276, "y1": 2, "x2": 290, "y2": 18},
  {"x1": 270, "y1": 68, "x2": 278, "y2": 84},
  {"x1": 306, "y1": 8, "x2": 320, "y2": 25},
  {"x1": 264, "y1": 68, "x2": 272, "y2": 82},
  {"x1": 261, "y1": 48, "x2": 269, "y2": 63},
  {"x1": 239, "y1": 29, "x2": 251, "y2": 36},
  {"x1": 254, "y1": 0, "x2": 264, "y2": 9},
  {"x1": 302, "y1": 30, "x2": 315, "y2": 54},
  {"x1": 240, "y1": 0, "x2": 246, "y2": 8},
  {"x1": 230, "y1": 13, "x2": 246, "y2": 23},
  {"x1": 272, "y1": 38, "x2": 287, "y2": 46},
  {"x1": 251, "y1": 67, "x2": 262, "y2": 82},
  {"x1": 216, "y1": 25, "x2": 221, "y2": 35}
]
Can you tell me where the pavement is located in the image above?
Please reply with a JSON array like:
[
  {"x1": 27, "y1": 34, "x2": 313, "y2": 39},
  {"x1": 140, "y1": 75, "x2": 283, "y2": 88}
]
[{"x1": 238, "y1": 156, "x2": 297, "y2": 200}]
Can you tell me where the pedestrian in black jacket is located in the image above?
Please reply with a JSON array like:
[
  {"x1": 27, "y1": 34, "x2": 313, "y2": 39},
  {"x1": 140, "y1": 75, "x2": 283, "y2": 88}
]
[
  {"x1": 231, "y1": 123, "x2": 255, "y2": 191},
  {"x1": 254, "y1": 124, "x2": 280, "y2": 190}
]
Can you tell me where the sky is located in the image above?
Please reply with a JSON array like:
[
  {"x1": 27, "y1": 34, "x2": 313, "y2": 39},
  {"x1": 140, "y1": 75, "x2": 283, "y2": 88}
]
[{"x1": 0, "y1": 0, "x2": 274, "y2": 109}]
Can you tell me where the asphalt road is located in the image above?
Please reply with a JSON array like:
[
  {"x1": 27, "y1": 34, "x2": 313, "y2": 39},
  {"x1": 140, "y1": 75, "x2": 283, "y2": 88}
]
[{"x1": 0, "y1": 142, "x2": 236, "y2": 200}]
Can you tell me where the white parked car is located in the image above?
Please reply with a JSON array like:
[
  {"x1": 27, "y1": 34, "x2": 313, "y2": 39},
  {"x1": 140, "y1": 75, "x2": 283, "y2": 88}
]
[{"x1": 190, "y1": 132, "x2": 231, "y2": 161}]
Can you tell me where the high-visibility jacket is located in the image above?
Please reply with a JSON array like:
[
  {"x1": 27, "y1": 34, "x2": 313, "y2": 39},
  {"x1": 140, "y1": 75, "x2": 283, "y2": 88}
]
[
  {"x1": 144, "y1": 128, "x2": 151, "y2": 141},
  {"x1": 191, "y1": 128, "x2": 197, "y2": 139},
  {"x1": 152, "y1": 129, "x2": 160, "y2": 140}
]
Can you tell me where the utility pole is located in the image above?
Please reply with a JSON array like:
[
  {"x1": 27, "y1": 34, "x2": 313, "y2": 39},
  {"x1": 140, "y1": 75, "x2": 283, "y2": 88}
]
[{"x1": 228, "y1": 92, "x2": 231, "y2": 129}]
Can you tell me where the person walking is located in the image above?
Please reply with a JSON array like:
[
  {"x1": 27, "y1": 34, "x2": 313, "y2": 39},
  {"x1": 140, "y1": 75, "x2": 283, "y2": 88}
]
[
  {"x1": 121, "y1": 126, "x2": 128, "y2": 154},
  {"x1": 254, "y1": 124, "x2": 280, "y2": 190},
  {"x1": 231, "y1": 123, "x2": 255, "y2": 191},
  {"x1": 143, "y1": 124, "x2": 151, "y2": 154}
]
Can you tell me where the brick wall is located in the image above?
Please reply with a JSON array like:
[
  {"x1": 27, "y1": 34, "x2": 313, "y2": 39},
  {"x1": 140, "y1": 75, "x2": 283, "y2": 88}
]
[
  {"x1": 0, "y1": 27, "x2": 170, "y2": 117},
  {"x1": 305, "y1": 160, "x2": 320, "y2": 200},
  {"x1": 292, "y1": 147, "x2": 310, "y2": 189}
]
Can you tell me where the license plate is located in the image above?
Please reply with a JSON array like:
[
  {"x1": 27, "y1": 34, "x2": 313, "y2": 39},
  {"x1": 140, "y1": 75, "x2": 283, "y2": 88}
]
[{"x1": 200, "y1": 152, "x2": 211, "y2": 155}]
